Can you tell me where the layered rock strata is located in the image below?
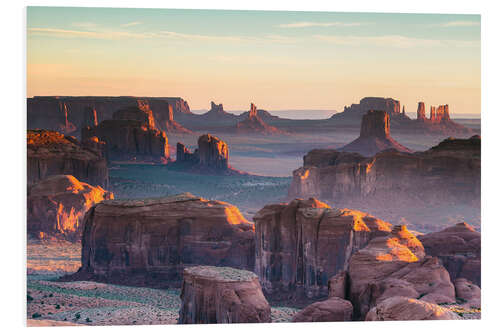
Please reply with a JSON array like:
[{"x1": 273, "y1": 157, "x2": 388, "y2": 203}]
[
  {"x1": 178, "y1": 266, "x2": 271, "y2": 324},
  {"x1": 70, "y1": 193, "x2": 255, "y2": 287},
  {"x1": 27, "y1": 175, "x2": 113, "y2": 241},
  {"x1": 27, "y1": 130, "x2": 109, "y2": 188},
  {"x1": 253, "y1": 198, "x2": 392, "y2": 299}
]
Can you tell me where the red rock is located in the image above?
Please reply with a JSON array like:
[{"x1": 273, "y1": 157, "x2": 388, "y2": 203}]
[
  {"x1": 340, "y1": 110, "x2": 411, "y2": 156},
  {"x1": 27, "y1": 130, "x2": 109, "y2": 188},
  {"x1": 179, "y1": 266, "x2": 271, "y2": 324},
  {"x1": 328, "y1": 271, "x2": 348, "y2": 299},
  {"x1": 253, "y1": 198, "x2": 392, "y2": 299},
  {"x1": 291, "y1": 297, "x2": 353, "y2": 322},
  {"x1": 417, "y1": 102, "x2": 426, "y2": 120},
  {"x1": 82, "y1": 106, "x2": 98, "y2": 128},
  {"x1": 454, "y1": 278, "x2": 481, "y2": 308},
  {"x1": 418, "y1": 222, "x2": 481, "y2": 286},
  {"x1": 198, "y1": 134, "x2": 229, "y2": 170},
  {"x1": 27, "y1": 175, "x2": 113, "y2": 241},
  {"x1": 235, "y1": 103, "x2": 288, "y2": 135},
  {"x1": 70, "y1": 193, "x2": 255, "y2": 287},
  {"x1": 365, "y1": 296, "x2": 459, "y2": 321},
  {"x1": 82, "y1": 104, "x2": 169, "y2": 163}
]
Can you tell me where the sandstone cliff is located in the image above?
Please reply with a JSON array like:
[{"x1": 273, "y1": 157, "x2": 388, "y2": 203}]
[
  {"x1": 339, "y1": 110, "x2": 411, "y2": 156},
  {"x1": 81, "y1": 104, "x2": 169, "y2": 163},
  {"x1": 69, "y1": 193, "x2": 255, "y2": 287},
  {"x1": 27, "y1": 130, "x2": 109, "y2": 188},
  {"x1": 27, "y1": 175, "x2": 113, "y2": 241},
  {"x1": 253, "y1": 198, "x2": 392, "y2": 299}
]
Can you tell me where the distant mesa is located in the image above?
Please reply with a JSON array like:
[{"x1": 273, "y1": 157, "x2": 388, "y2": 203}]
[
  {"x1": 332, "y1": 97, "x2": 403, "y2": 120},
  {"x1": 81, "y1": 101, "x2": 170, "y2": 164},
  {"x1": 201, "y1": 101, "x2": 238, "y2": 120},
  {"x1": 416, "y1": 101, "x2": 451, "y2": 123},
  {"x1": 339, "y1": 110, "x2": 411, "y2": 156},
  {"x1": 235, "y1": 103, "x2": 288, "y2": 135},
  {"x1": 27, "y1": 175, "x2": 113, "y2": 241},
  {"x1": 175, "y1": 133, "x2": 244, "y2": 175},
  {"x1": 161, "y1": 102, "x2": 192, "y2": 134},
  {"x1": 27, "y1": 129, "x2": 109, "y2": 188}
]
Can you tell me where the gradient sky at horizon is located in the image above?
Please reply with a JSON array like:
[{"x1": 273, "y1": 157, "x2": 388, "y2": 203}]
[{"x1": 27, "y1": 7, "x2": 481, "y2": 115}]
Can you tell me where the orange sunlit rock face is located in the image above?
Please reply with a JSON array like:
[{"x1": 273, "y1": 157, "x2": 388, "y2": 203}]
[{"x1": 27, "y1": 174, "x2": 113, "y2": 241}]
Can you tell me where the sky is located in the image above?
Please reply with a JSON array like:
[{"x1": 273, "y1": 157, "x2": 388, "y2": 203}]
[{"x1": 27, "y1": 7, "x2": 481, "y2": 116}]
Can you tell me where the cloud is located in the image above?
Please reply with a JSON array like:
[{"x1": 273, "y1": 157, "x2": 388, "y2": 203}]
[
  {"x1": 277, "y1": 21, "x2": 366, "y2": 28},
  {"x1": 28, "y1": 27, "x2": 156, "y2": 39},
  {"x1": 434, "y1": 21, "x2": 480, "y2": 27},
  {"x1": 313, "y1": 34, "x2": 479, "y2": 48},
  {"x1": 71, "y1": 22, "x2": 99, "y2": 29},
  {"x1": 121, "y1": 21, "x2": 142, "y2": 27}
]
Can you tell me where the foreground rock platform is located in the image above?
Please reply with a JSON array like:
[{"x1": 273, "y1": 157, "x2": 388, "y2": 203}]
[
  {"x1": 68, "y1": 193, "x2": 255, "y2": 287},
  {"x1": 179, "y1": 266, "x2": 271, "y2": 324}
]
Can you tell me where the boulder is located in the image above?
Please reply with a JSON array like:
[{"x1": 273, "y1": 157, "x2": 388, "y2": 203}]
[
  {"x1": 178, "y1": 266, "x2": 271, "y2": 324},
  {"x1": 291, "y1": 297, "x2": 353, "y2": 322},
  {"x1": 27, "y1": 130, "x2": 109, "y2": 188},
  {"x1": 454, "y1": 278, "x2": 481, "y2": 308},
  {"x1": 70, "y1": 193, "x2": 255, "y2": 287},
  {"x1": 365, "y1": 296, "x2": 459, "y2": 321},
  {"x1": 253, "y1": 198, "x2": 392, "y2": 299},
  {"x1": 27, "y1": 175, "x2": 113, "y2": 241},
  {"x1": 347, "y1": 225, "x2": 455, "y2": 319},
  {"x1": 418, "y1": 222, "x2": 481, "y2": 286},
  {"x1": 339, "y1": 110, "x2": 411, "y2": 156},
  {"x1": 81, "y1": 104, "x2": 169, "y2": 163}
]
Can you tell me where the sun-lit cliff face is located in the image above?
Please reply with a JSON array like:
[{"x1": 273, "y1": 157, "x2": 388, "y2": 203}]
[{"x1": 27, "y1": 175, "x2": 114, "y2": 241}]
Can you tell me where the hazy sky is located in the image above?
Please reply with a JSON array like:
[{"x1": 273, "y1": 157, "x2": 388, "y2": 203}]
[{"x1": 27, "y1": 7, "x2": 481, "y2": 115}]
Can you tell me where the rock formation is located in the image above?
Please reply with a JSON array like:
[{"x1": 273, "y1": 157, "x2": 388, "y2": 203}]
[
  {"x1": 365, "y1": 296, "x2": 459, "y2": 321},
  {"x1": 235, "y1": 103, "x2": 287, "y2": 135},
  {"x1": 339, "y1": 110, "x2": 411, "y2": 156},
  {"x1": 27, "y1": 175, "x2": 113, "y2": 241},
  {"x1": 69, "y1": 193, "x2": 255, "y2": 287},
  {"x1": 291, "y1": 297, "x2": 353, "y2": 322},
  {"x1": 178, "y1": 266, "x2": 271, "y2": 324},
  {"x1": 253, "y1": 198, "x2": 392, "y2": 299},
  {"x1": 418, "y1": 222, "x2": 481, "y2": 286},
  {"x1": 27, "y1": 130, "x2": 109, "y2": 188},
  {"x1": 81, "y1": 106, "x2": 98, "y2": 128},
  {"x1": 28, "y1": 96, "x2": 191, "y2": 137},
  {"x1": 81, "y1": 103, "x2": 169, "y2": 163},
  {"x1": 289, "y1": 135, "x2": 480, "y2": 216},
  {"x1": 174, "y1": 134, "x2": 243, "y2": 175},
  {"x1": 347, "y1": 225, "x2": 456, "y2": 319},
  {"x1": 454, "y1": 278, "x2": 481, "y2": 308},
  {"x1": 417, "y1": 102, "x2": 426, "y2": 120},
  {"x1": 152, "y1": 102, "x2": 192, "y2": 134}
]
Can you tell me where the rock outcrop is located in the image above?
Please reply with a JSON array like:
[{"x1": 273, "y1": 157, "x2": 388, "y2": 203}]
[
  {"x1": 27, "y1": 130, "x2": 109, "y2": 188},
  {"x1": 70, "y1": 193, "x2": 255, "y2": 287},
  {"x1": 347, "y1": 225, "x2": 455, "y2": 319},
  {"x1": 28, "y1": 96, "x2": 191, "y2": 137},
  {"x1": 365, "y1": 296, "x2": 459, "y2": 321},
  {"x1": 81, "y1": 103, "x2": 169, "y2": 163},
  {"x1": 81, "y1": 106, "x2": 98, "y2": 128},
  {"x1": 174, "y1": 134, "x2": 243, "y2": 175},
  {"x1": 289, "y1": 136, "x2": 480, "y2": 220},
  {"x1": 291, "y1": 297, "x2": 353, "y2": 322},
  {"x1": 454, "y1": 278, "x2": 481, "y2": 308},
  {"x1": 253, "y1": 198, "x2": 392, "y2": 299},
  {"x1": 418, "y1": 222, "x2": 481, "y2": 286},
  {"x1": 235, "y1": 103, "x2": 287, "y2": 135},
  {"x1": 178, "y1": 266, "x2": 271, "y2": 324},
  {"x1": 339, "y1": 110, "x2": 411, "y2": 156},
  {"x1": 27, "y1": 175, "x2": 113, "y2": 241}
]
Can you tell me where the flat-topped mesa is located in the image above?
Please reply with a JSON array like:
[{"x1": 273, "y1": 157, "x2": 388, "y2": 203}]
[
  {"x1": 179, "y1": 266, "x2": 271, "y2": 324},
  {"x1": 339, "y1": 110, "x2": 411, "y2": 156},
  {"x1": 81, "y1": 104, "x2": 169, "y2": 163},
  {"x1": 335, "y1": 97, "x2": 402, "y2": 119},
  {"x1": 253, "y1": 198, "x2": 392, "y2": 299},
  {"x1": 27, "y1": 130, "x2": 109, "y2": 188},
  {"x1": 82, "y1": 106, "x2": 98, "y2": 128},
  {"x1": 68, "y1": 193, "x2": 255, "y2": 287}
]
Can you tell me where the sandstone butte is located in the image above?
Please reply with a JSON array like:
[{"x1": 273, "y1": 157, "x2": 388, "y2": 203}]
[
  {"x1": 28, "y1": 175, "x2": 114, "y2": 241},
  {"x1": 66, "y1": 193, "x2": 255, "y2": 288},
  {"x1": 235, "y1": 103, "x2": 287, "y2": 135},
  {"x1": 289, "y1": 135, "x2": 480, "y2": 208},
  {"x1": 339, "y1": 110, "x2": 411, "y2": 156},
  {"x1": 175, "y1": 133, "x2": 245, "y2": 175},
  {"x1": 253, "y1": 197, "x2": 392, "y2": 299},
  {"x1": 27, "y1": 96, "x2": 191, "y2": 136},
  {"x1": 179, "y1": 266, "x2": 271, "y2": 324},
  {"x1": 27, "y1": 129, "x2": 109, "y2": 188},
  {"x1": 81, "y1": 101, "x2": 169, "y2": 163}
]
